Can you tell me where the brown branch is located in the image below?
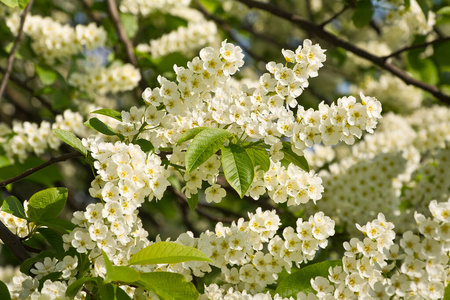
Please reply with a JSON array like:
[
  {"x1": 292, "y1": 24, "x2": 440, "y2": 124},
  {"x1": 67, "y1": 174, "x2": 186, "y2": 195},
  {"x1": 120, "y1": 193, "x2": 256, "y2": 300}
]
[
  {"x1": 319, "y1": 5, "x2": 349, "y2": 28},
  {"x1": 0, "y1": 0, "x2": 35, "y2": 104},
  {"x1": 0, "y1": 222, "x2": 30, "y2": 263},
  {"x1": 0, "y1": 152, "x2": 83, "y2": 188},
  {"x1": 105, "y1": 0, "x2": 137, "y2": 66},
  {"x1": 235, "y1": 0, "x2": 450, "y2": 105},
  {"x1": 382, "y1": 37, "x2": 450, "y2": 61}
]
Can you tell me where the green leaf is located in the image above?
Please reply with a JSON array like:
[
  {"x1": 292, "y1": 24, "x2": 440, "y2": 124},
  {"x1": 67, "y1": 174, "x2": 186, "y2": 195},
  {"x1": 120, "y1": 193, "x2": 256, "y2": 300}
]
[
  {"x1": 281, "y1": 142, "x2": 310, "y2": 172},
  {"x1": 245, "y1": 144, "x2": 270, "y2": 172},
  {"x1": 84, "y1": 118, "x2": 122, "y2": 137},
  {"x1": 351, "y1": 0, "x2": 373, "y2": 28},
  {"x1": 36, "y1": 65, "x2": 58, "y2": 85},
  {"x1": 91, "y1": 109, "x2": 123, "y2": 121},
  {"x1": 221, "y1": 143, "x2": 255, "y2": 198},
  {"x1": 38, "y1": 272, "x2": 62, "y2": 290},
  {"x1": 177, "y1": 127, "x2": 207, "y2": 145},
  {"x1": 185, "y1": 128, "x2": 232, "y2": 173},
  {"x1": 437, "y1": 6, "x2": 450, "y2": 15},
  {"x1": 27, "y1": 187, "x2": 68, "y2": 223},
  {"x1": 444, "y1": 282, "x2": 450, "y2": 300},
  {"x1": 0, "y1": 280, "x2": 11, "y2": 300},
  {"x1": 276, "y1": 260, "x2": 342, "y2": 297},
  {"x1": 38, "y1": 218, "x2": 76, "y2": 234},
  {"x1": 120, "y1": 13, "x2": 138, "y2": 38},
  {"x1": 103, "y1": 251, "x2": 140, "y2": 284},
  {"x1": 404, "y1": 0, "x2": 410, "y2": 10},
  {"x1": 129, "y1": 241, "x2": 213, "y2": 265},
  {"x1": 197, "y1": 0, "x2": 220, "y2": 13},
  {"x1": 187, "y1": 192, "x2": 198, "y2": 211},
  {"x1": 136, "y1": 272, "x2": 199, "y2": 300},
  {"x1": 53, "y1": 129, "x2": 87, "y2": 156},
  {"x1": 38, "y1": 228, "x2": 65, "y2": 256},
  {"x1": 1, "y1": 196, "x2": 26, "y2": 219},
  {"x1": 134, "y1": 139, "x2": 154, "y2": 153},
  {"x1": 0, "y1": 156, "x2": 11, "y2": 168},
  {"x1": 416, "y1": 0, "x2": 429, "y2": 20},
  {"x1": 0, "y1": 0, "x2": 29, "y2": 9},
  {"x1": 66, "y1": 277, "x2": 96, "y2": 298}
]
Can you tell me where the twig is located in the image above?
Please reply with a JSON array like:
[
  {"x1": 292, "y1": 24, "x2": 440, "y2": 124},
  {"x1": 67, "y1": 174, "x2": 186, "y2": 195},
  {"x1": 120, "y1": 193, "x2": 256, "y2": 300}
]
[
  {"x1": 0, "y1": 0, "x2": 35, "y2": 104},
  {"x1": 382, "y1": 37, "x2": 450, "y2": 61},
  {"x1": 0, "y1": 222, "x2": 30, "y2": 263},
  {"x1": 234, "y1": 0, "x2": 450, "y2": 105},
  {"x1": 319, "y1": 5, "x2": 348, "y2": 28},
  {"x1": 0, "y1": 152, "x2": 83, "y2": 188}
]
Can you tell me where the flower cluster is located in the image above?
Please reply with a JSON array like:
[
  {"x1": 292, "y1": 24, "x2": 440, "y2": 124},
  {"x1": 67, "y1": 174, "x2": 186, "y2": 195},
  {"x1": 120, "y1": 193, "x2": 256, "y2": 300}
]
[
  {"x1": 384, "y1": 0, "x2": 435, "y2": 36},
  {"x1": 0, "y1": 210, "x2": 29, "y2": 238},
  {"x1": 353, "y1": 73, "x2": 423, "y2": 114},
  {"x1": 68, "y1": 62, "x2": 141, "y2": 97},
  {"x1": 139, "y1": 20, "x2": 218, "y2": 58},
  {"x1": 171, "y1": 208, "x2": 335, "y2": 294},
  {"x1": 6, "y1": 14, "x2": 106, "y2": 62},
  {"x1": 120, "y1": 0, "x2": 191, "y2": 15},
  {"x1": 303, "y1": 144, "x2": 335, "y2": 170},
  {"x1": 0, "y1": 110, "x2": 84, "y2": 162},
  {"x1": 308, "y1": 198, "x2": 450, "y2": 299}
]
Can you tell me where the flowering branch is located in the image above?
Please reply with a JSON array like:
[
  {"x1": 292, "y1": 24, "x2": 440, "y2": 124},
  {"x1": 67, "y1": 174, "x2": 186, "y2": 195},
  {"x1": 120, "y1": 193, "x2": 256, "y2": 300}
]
[
  {"x1": 0, "y1": 222, "x2": 30, "y2": 263},
  {"x1": 0, "y1": 152, "x2": 83, "y2": 188},
  {"x1": 319, "y1": 4, "x2": 349, "y2": 28},
  {"x1": 0, "y1": 0, "x2": 35, "y2": 105},
  {"x1": 381, "y1": 36, "x2": 450, "y2": 61},
  {"x1": 234, "y1": 0, "x2": 450, "y2": 105}
]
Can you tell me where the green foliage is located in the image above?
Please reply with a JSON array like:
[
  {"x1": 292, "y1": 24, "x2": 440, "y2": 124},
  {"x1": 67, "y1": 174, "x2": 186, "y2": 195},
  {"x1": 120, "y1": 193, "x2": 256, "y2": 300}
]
[
  {"x1": 35, "y1": 65, "x2": 58, "y2": 85},
  {"x1": 184, "y1": 127, "x2": 232, "y2": 173},
  {"x1": 1, "y1": 195, "x2": 26, "y2": 219},
  {"x1": 84, "y1": 118, "x2": 123, "y2": 138},
  {"x1": 0, "y1": 157, "x2": 62, "y2": 187},
  {"x1": 134, "y1": 139, "x2": 154, "y2": 153},
  {"x1": 103, "y1": 251, "x2": 140, "y2": 284},
  {"x1": 91, "y1": 108, "x2": 123, "y2": 122},
  {"x1": 0, "y1": 0, "x2": 29, "y2": 9},
  {"x1": 177, "y1": 127, "x2": 207, "y2": 145},
  {"x1": 0, "y1": 281, "x2": 11, "y2": 300},
  {"x1": 53, "y1": 129, "x2": 88, "y2": 156},
  {"x1": 120, "y1": 13, "x2": 139, "y2": 39},
  {"x1": 65, "y1": 277, "x2": 96, "y2": 298},
  {"x1": 38, "y1": 228, "x2": 65, "y2": 256},
  {"x1": 276, "y1": 260, "x2": 342, "y2": 297},
  {"x1": 352, "y1": 0, "x2": 373, "y2": 28},
  {"x1": 444, "y1": 283, "x2": 450, "y2": 300},
  {"x1": 38, "y1": 218, "x2": 76, "y2": 234},
  {"x1": 281, "y1": 142, "x2": 310, "y2": 172},
  {"x1": 129, "y1": 241, "x2": 213, "y2": 265},
  {"x1": 244, "y1": 143, "x2": 270, "y2": 172},
  {"x1": 27, "y1": 187, "x2": 68, "y2": 223},
  {"x1": 221, "y1": 143, "x2": 255, "y2": 198},
  {"x1": 187, "y1": 192, "x2": 199, "y2": 211},
  {"x1": 136, "y1": 272, "x2": 199, "y2": 300}
]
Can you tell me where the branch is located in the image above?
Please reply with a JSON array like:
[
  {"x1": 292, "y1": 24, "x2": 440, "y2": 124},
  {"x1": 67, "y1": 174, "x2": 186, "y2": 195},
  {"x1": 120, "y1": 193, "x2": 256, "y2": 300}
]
[
  {"x1": 382, "y1": 37, "x2": 450, "y2": 61},
  {"x1": 319, "y1": 5, "x2": 348, "y2": 28},
  {"x1": 0, "y1": 152, "x2": 83, "y2": 188},
  {"x1": 0, "y1": 0, "x2": 35, "y2": 104},
  {"x1": 235, "y1": 0, "x2": 450, "y2": 105},
  {"x1": 0, "y1": 222, "x2": 30, "y2": 263},
  {"x1": 104, "y1": 0, "x2": 137, "y2": 66}
]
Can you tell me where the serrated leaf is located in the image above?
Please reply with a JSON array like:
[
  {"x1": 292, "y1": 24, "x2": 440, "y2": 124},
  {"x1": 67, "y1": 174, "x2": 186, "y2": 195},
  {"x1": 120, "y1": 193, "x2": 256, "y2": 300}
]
[
  {"x1": 0, "y1": 281, "x2": 11, "y2": 300},
  {"x1": 134, "y1": 139, "x2": 154, "y2": 153},
  {"x1": 177, "y1": 127, "x2": 207, "y2": 145},
  {"x1": 84, "y1": 118, "x2": 122, "y2": 137},
  {"x1": 185, "y1": 128, "x2": 232, "y2": 173},
  {"x1": 27, "y1": 187, "x2": 68, "y2": 223},
  {"x1": 187, "y1": 192, "x2": 198, "y2": 211},
  {"x1": 129, "y1": 241, "x2": 213, "y2": 265},
  {"x1": 102, "y1": 251, "x2": 140, "y2": 284},
  {"x1": 281, "y1": 142, "x2": 310, "y2": 172},
  {"x1": 245, "y1": 145, "x2": 270, "y2": 172},
  {"x1": 53, "y1": 129, "x2": 87, "y2": 156},
  {"x1": 36, "y1": 65, "x2": 57, "y2": 85},
  {"x1": 351, "y1": 0, "x2": 373, "y2": 28},
  {"x1": 276, "y1": 260, "x2": 342, "y2": 297},
  {"x1": 1, "y1": 196, "x2": 26, "y2": 219},
  {"x1": 221, "y1": 143, "x2": 255, "y2": 198},
  {"x1": 91, "y1": 109, "x2": 123, "y2": 121},
  {"x1": 38, "y1": 228, "x2": 64, "y2": 256},
  {"x1": 136, "y1": 272, "x2": 199, "y2": 300},
  {"x1": 66, "y1": 277, "x2": 96, "y2": 298}
]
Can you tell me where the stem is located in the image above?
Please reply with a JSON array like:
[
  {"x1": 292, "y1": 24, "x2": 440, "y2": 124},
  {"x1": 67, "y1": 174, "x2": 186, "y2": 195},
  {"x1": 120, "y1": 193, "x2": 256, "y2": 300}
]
[
  {"x1": 0, "y1": 152, "x2": 83, "y2": 188},
  {"x1": 0, "y1": 0, "x2": 35, "y2": 104},
  {"x1": 0, "y1": 222, "x2": 30, "y2": 263}
]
